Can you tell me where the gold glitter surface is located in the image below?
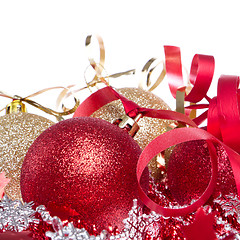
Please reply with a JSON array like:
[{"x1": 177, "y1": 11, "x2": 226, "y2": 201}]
[
  {"x1": 91, "y1": 87, "x2": 173, "y2": 179},
  {"x1": 0, "y1": 112, "x2": 54, "y2": 200}
]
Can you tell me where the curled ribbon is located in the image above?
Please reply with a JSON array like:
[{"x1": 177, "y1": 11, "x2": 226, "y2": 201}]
[
  {"x1": 0, "y1": 86, "x2": 80, "y2": 121},
  {"x1": 138, "y1": 128, "x2": 219, "y2": 217},
  {"x1": 74, "y1": 43, "x2": 240, "y2": 218},
  {"x1": 73, "y1": 85, "x2": 197, "y2": 128},
  {"x1": 84, "y1": 35, "x2": 136, "y2": 90},
  {"x1": 139, "y1": 58, "x2": 166, "y2": 92},
  {"x1": 164, "y1": 46, "x2": 215, "y2": 119},
  {"x1": 164, "y1": 46, "x2": 215, "y2": 103},
  {"x1": 136, "y1": 46, "x2": 240, "y2": 216}
]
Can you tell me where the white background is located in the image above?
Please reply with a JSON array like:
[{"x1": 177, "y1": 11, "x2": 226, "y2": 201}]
[{"x1": 0, "y1": 1, "x2": 239, "y2": 119}]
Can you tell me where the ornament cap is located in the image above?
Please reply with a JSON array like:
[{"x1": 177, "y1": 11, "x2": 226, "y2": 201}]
[
  {"x1": 6, "y1": 100, "x2": 27, "y2": 114},
  {"x1": 113, "y1": 114, "x2": 141, "y2": 137}
]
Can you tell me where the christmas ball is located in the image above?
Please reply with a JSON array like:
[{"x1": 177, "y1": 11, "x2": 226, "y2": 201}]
[
  {"x1": 0, "y1": 112, "x2": 54, "y2": 200},
  {"x1": 167, "y1": 140, "x2": 237, "y2": 205},
  {"x1": 90, "y1": 87, "x2": 172, "y2": 179},
  {"x1": 20, "y1": 117, "x2": 147, "y2": 232}
]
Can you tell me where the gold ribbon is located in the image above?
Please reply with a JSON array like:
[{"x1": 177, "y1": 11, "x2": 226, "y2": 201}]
[
  {"x1": 85, "y1": 35, "x2": 136, "y2": 88},
  {"x1": 139, "y1": 58, "x2": 166, "y2": 92},
  {"x1": 0, "y1": 86, "x2": 80, "y2": 121},
  {"x1": 139, "y1": 55, "x2": 197, "y2": 119}
]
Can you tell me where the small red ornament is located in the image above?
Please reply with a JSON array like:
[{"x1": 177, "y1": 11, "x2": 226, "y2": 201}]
[
  {"x1": 20, "y1": 117, "x2": 148, "y2": 233},
  {"x1": 167, "y1": 140, "x2": 237, "y2": 205}
]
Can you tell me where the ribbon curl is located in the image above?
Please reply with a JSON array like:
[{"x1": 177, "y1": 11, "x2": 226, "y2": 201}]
[
  {"x1": 164, "y1": 46, "x2": 215, "y2": 103},
  {"x1": 145, "y1": 46, "x2": 240, "y2": 216},
  {"x1": 75, "y1": 38, "x2": 240, "y2": 217},
  {"x1": 0, "y1": 86, "x2": 79, "y2": 121}
]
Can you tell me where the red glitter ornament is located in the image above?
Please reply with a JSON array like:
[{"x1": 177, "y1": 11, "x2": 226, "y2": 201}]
[
  {"x1": 167, "y1": 140, "x2": 237, "y2": 205},
  {"x1": 20, "y1": 117, "x2": 148, "y2": 233}
]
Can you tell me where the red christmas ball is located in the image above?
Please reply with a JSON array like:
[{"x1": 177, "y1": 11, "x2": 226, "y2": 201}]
[
  {"x1": 20, "y1": 117, "x2": 147, "y2": 233},
  {"x1": 167, "y1": 140, "x2": 237, "y2": 205}
]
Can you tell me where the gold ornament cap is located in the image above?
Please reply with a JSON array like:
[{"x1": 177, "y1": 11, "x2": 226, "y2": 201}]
[
  {"x1": 113, "y1": 113, "x2": 141, "y2": 137},
  {"x1": 6, "y1": 100, "x2": 27, "y2": 114}
]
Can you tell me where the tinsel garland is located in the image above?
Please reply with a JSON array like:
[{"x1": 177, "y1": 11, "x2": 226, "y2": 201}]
[{"x1": 1, "y1": 182, "x2": 240, "y2": 240}]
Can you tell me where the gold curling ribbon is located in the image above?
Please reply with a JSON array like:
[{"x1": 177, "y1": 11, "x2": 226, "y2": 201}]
[
  {"x1": 58, "y1": 34, "x2": 136, "y2": 105},
  {"x1": 85, "y1": 34, "x2": 107, "y2": 87},
  {"x1": 0, "y1": 86, "x2": 80, "y2": 121},
  {"x1": 176, "y1": 87, "x2": 186, "y2": 115},
  {"x1": 139, "y1": 58, "x2": 166, "y2": 92},
  {"x1": 189, "y1": 102, "x2": 197, "y2": 119},
  {"x1": 85, "y1": 34, "x2": 136, "y2": 88},
  {"x1": 85, "y1": 34, "x2": 105, "y2": 76},
  {"x1": 175, "y1": 72, "x2": 198, "y2": 123},
  {"x1": 139, "y1": 56, "x2": 197, "y2": 120}
]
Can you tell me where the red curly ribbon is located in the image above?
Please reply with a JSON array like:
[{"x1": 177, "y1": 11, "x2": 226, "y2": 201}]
[
  {"x1": 137, "y1": 128, "x2": 218, "y2": 217},
  {"x1": 73, "y1": 87, "x2": 119, "y2": 117},
  {"x1": 217, "y1": 75, "x2": 240, "y2": 153},
  {"x1": 136, "y1": 74, "x2": 240, "y2": 217},
  {"x1": 164, "y1": 46, "x2": 215, "y2": 102},
  {"x1": 185, "y1": 54, "x2": 215, "y2": 103},
  {"x1": 137, "y1": 124, "x2": 240, "y2": 217},
  {"x1": 73, "y1": 86, "x2": 198, "y2": 128},
  {"x1": 207, "y1": 97, "x2": 222, "y2": 140},
  {"x1": 75, "y1": 45, "x2": 240, "y2": 217},
  {"x1": 164, "y1": 46, "x2": 184, "y2": 98}
]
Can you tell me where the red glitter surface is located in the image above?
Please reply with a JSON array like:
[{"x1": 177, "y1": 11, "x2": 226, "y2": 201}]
[
  {"x1": 20, "y1": 117, "x2": 147, "y2": 233},
  {"x1": 167, "y1": 140, "x2": 237, "y2": 205}
]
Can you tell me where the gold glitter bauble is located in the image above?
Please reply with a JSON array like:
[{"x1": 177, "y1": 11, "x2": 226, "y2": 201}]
[
  {"x1": 91, "y1": 87, "x2": 172, "y2": 180},
  {"x1": 0, "y1": 112, "x2": 54, "y2": 200}
]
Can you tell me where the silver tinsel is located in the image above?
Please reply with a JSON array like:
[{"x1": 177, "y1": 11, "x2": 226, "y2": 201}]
[
  {"x1": 1, "y1": 195, "x2": 240, "y2": 239},
  {"x1": 0, "y1": 195, "x2": 38, "y2": 232},
  {"x1": 36, "y1": 205, "x2": 110, "y2": 240}
]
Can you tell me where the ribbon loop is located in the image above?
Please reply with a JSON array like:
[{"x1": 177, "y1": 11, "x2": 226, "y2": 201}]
[
  {"x1": 164, "y1": 46, "x2": 184, "y2": 98},
  {"x1": 185, "y1": 54, "x2": 215, "y2": 103},
  {"x1": 164, "y1": 46, "x2": 215, "y2": 103},
  {"x1": 137, "y1": 128, "x2": 218, "y2": 217},
  {"x1": 139, "y1": 58, "x2": 166, "y2": 92},
  {"x1": 217, "y1": 75, "x2": 240, "y2": 153},
  {"x1": 0, "y1": 87, "x2": 80, "y2": 121},
  {"x1": 207, "y1": 97, "x2": 222, "y2": 140},
  {"x1": 85, "y1": 34, "x2": 105, "y2": 75},
  {"x1": 73, "y1": 86, "x2": 198, "y2": 129}
]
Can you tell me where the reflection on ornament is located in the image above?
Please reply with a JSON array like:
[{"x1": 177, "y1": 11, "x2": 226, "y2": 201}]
[
  {"x1": 0, "y1": 112, "x2": 54, "y2": 200},
  {"x1": 91, "y1": 87, "x2": 172, "y2": 180},
  {"x1": 21, "y1": 117, "x2": 148, "y2": 233},
  {"x1": 167, "y1": 140, "x2": 237, "y2": 205}
]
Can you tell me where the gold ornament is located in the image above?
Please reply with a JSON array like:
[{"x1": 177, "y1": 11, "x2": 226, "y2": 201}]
[
  {"x1": 91, "y1": 87, "x2": 173, "y2": 180},
  {"x1": 0, "y1": 109, "x2": 54, "y2": 200}
]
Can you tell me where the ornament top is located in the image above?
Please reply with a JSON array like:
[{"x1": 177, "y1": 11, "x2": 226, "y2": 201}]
[{"x1": 6, "y1": 100, "x2": 27, "y2": 114}]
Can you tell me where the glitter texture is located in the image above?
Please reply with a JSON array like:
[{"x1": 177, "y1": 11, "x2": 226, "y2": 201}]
[
  {"x1": 0, "y1": 112, "x2": 54, "y2": 200},
  {"x1": 20, "y1": 117, "x2": 147, "y2": 233},
  {"x1": 167, "y1": 140, "x2": 237, "y2": 205},
  {"x1": 1, "y1": 194, "x2": 240, "y2": 239},
  {"x1": 91, "y1": 87, "x2": 172, "y2": 179}
]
